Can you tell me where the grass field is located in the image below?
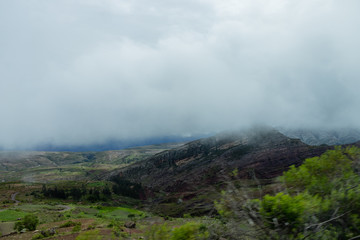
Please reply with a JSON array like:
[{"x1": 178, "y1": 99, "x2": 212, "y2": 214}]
[
  {"x1": 0, "y1": 180, "x2": 152, "y2": 239},
  {"x1": 0, "y1": 210, "x2": 27, "y2": 222}
]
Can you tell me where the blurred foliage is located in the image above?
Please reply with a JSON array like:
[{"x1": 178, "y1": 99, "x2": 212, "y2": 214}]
[
  {"x1": 145, "y1": 221, "x2": 208, "y2": 240},
  {"x1": 59, "y1": 220, "x2": 81, "y2": 228},
  {"x1": 214, "y1": 146, "x2": 360, "y2": 239},
  {"x1": 282, "y1": 146, "x2": 359, "y2": 195},
  {"x1": 75, "y1": 229, "x2": 102, "y2": 240},
  {"x1": 260, "y1": 146, "x2": 360, "y2": 239}
]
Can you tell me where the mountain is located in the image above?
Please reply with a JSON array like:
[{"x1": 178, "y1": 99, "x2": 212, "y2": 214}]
[
  {"x1": 278, "y1": 128, "x2": 360, "y2": 146},
  {"x1": 112, "y1": 128, "x2": 329, "y2": 191},
  {"x1": 108, "y1": 127, "x2": 360, "y2": 216}
]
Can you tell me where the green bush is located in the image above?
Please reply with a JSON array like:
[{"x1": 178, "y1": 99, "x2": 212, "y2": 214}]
[
  {"x1": 260, "y1": 192, "x2": 322, "y2": 235},
  {"x1": 60, "y1": 220, "x2": 81, "y2": 228},
  {"x1": 259, "y1": 147, "x2": 360, "y2": 239},
  {"x1": 14, "y1": 221, "x2": 23, "y2": 232},
  {"x1": 14, "y1": 214, "x2": 39, "y2": 231},
  {"x1": 170, "y1": 222, "x2": 208, "y2": 240},
  {"x1": 31, "y1": 228, "x2": 56, "y2": 240},
  {"x1": 282, "y1": 146, "x2": 360, "y2": 195},
  {"x1": 146, "y1": 223, "x2": 171, "y2": 240},
  {"x1": 72, "y1": 224, "x2": 81, "y2": 233},
  {"x1": 76, "y1": 229, "x2": 102, "y2": 240},
  {"x1": 31, "y1": 233, "x2": 44, "y2": 240},
  {"x1": 87, "y1": 224, "x2": 96, "y2": 230},
  {"x1": 24, "y1": 215, "x2": 39, "y2": 231},
  {"x1": 145, "y1": 222, "x2": 208, "y2": 240},
  {"x1": 214, "y1": 147, "x2": 360, "y2": 239}
]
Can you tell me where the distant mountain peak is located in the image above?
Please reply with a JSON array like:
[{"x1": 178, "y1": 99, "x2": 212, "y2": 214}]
[{"x1": 277, "y1": 127, "x2": 360, "y2": 145}]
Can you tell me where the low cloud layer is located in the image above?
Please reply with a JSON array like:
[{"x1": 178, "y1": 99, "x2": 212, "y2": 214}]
[{"x1": 1, "y1": 0, "x2": 360, "y2": 149}]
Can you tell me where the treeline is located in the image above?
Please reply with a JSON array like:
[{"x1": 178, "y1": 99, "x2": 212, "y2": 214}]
[
  {"x1": 110, "y1": 175, "x2": 143, "y2": 199},
  {"x1": 41, "y1": 184, "x2": 112, "y2": 202},
  {"x1": 39, "y1": 177, "x2": 143, "y2": 202}
]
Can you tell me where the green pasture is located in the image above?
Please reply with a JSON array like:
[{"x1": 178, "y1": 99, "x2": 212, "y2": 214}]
[{"x1": 0, "y1": 209, "x2": 27, "y2": 222}]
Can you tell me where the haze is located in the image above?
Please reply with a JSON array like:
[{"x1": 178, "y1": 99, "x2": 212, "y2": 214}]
[{"x1": 1, "y1": 0, "x2": 360, "y2": 149}]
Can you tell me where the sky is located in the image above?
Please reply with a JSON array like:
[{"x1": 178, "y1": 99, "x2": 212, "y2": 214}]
[{"x1": 1, "y1": 0, "x2": 360, "y2": 149}]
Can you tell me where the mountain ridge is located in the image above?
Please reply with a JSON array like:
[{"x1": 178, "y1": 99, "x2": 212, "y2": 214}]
[
  {"x1": 111, "y1": 127, "x2": 336, "y2": 194},
  {"x1": 278, "y1": 127, "x2": 360, "y2": 146}
]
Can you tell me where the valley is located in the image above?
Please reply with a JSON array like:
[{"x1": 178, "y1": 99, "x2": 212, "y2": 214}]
[
  {"x1": 0, "y1": 128, "x2": 360, "y2": 239},
  {"x1": 0, "y1": 143, "x2": 183, "y2": 183}
]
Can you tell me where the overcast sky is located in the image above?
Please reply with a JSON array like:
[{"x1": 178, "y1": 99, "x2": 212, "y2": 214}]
[{"x1": 1, "y1": 0, "x2": 360, "y2": 149}]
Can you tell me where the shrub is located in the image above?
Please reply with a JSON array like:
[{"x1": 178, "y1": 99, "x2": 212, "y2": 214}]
[
  {"x1": 87, "y1": 224, "x2": 96, "y2": 230},
  {"x1": 145, "y1": 222, "x2": 208, "y2": 240},
  {"x1": 60, "y1": 220, "x2": 81, "y2": 228},
  {"x1": 214, "y1": 147, "x2": 360, "y2": 239},
  {"x1": 170, "y1": 222, "x2": 209, "y2": 240},
  {"x1": 259, "y1": 147, "x2": 360, "y2": 239},
  {"x1": 282, "y1": 146, "x2": 360, "y2": 195},
  {"x1": 31, "y1": 233, "x2": 44, "y2": 240},
  {"x1": 145, "y1": 223, "x2": 171, "y2": 240},
  {"x1": 14, "y1": 214, "x2": 39, "y2": 231},
  {"x1": 72, "y1": 224, "x2": 81, "y2": 233},
  {"x1": 76, "y1": 229, "x2": 102, "y2": 240},
  {"x1": 31, "y1": 229, "x2": 56, "y2": 240},
  {"x1": 260, "y1": 192, "x2": 322, "y2": 236}
]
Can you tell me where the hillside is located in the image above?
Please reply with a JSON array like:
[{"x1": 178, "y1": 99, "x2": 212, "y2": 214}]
[
  {"x1": 113, "y1": 128, "x2": 329, "y2": 190},
  {"x1": 0, "y1": 143, "x2": 183, "y2": 183},
  {"x1": 278, "y1": 128, "x2": 360, "y2": 145},
  {"x1": 102, "y1": 129, "x2": 321, "y2": 211},
  {"x1": 109, "y1": 128, "x2": 360, "y2": 216},
  {"x1": 1, "y1": 129, "x2": 360, "y2": 238}
]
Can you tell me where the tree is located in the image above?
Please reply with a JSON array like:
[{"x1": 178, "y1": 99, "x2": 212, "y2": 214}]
[
  {"x1": 259, "y1": 146, "x2": 360, "y2": 239},
  {"x1": 14, "y1": 214, "x2": 39, "y2": 231},
  {"x1": 213, "y1": 146, "x2": 360, "y2": 239}
]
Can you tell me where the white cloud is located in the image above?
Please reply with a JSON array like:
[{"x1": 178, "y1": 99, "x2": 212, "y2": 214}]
[{"x1": 0, "y1": 0, "x2": 360, "y2": 149}]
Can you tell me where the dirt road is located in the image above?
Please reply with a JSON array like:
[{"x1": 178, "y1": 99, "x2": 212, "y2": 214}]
[{"x1": 10, "y1": 192, "x2": 20, "y2": 205}]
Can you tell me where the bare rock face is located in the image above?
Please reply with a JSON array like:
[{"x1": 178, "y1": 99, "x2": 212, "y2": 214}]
[{"x1": 112, "y1": 127, "x2": 332, "y2": 195}]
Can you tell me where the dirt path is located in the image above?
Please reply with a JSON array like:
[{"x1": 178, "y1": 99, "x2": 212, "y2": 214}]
[
  {"x1": 10, "y1": 192, "x2": 20, "y2": 205},
  {"x1": 0, "y1": 192, "x2": 20, "y2": 212},
  {"x1": 58, "y1": 205, "x2": 72, "y2": 212}
]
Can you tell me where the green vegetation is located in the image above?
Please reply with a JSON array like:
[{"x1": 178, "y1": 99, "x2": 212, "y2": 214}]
[
  {"x1": 260, "y1": 192, "x2": 322, "y2": 234},
  {"x1": 210, "y1": 147, "x2": 360, "y2": 239},
  {"x1": 14, "y1": 214, "x2": 39, "y2": 231},
  {"x1": 0, "y1": 144, "x2": 180, "y2": 182},
  {"x1": 76, "y1": 229, "x2": 102, "y2": 240},
  {"x1": 0, "y1": 209, "x2": 27, "y2": 222},
  {"x1": 97, "y1": 206, "x2": 144, "y2": 220},
  {"x1": 31, "y1": 228, "x2": 56, "y2": 239},
  {"x1": 1, "y1": 145, "x2": 360, "y2": 239},
  {"x1": 110, "y1": 176, "x2": 143, "y2": 199},
  {"x1": 40, "y1": 181, "x2": 113, "y2": 202},
  {"x1": 72, "y1": 223, "x2": 81, "y2": 232},
  {"x1": 260, "y1": 146, "x2": 360, "y2": 239},
  {"x1": 60, "y1": 220, "x2": 81, "y2": 228},
  {"x1": 171, "y1": 222, "x2": 209, "y2": 240},
  {"x1": 215, "y1": 146, "x2": 360, "y2": 239},
  {"x1": 145, "y1": 221, "x2": 209, "y2": 240}
]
